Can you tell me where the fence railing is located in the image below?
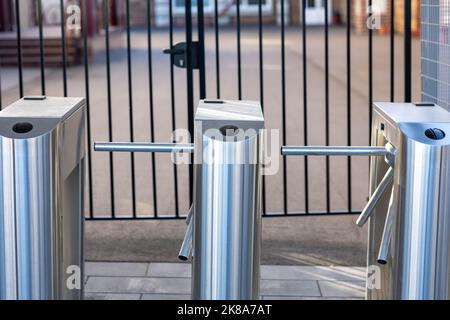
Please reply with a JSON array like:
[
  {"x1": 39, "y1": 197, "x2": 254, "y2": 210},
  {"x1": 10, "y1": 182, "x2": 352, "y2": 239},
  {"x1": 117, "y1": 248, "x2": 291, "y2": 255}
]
[{"x1": 0, "y1": 0, "x2": 414, "y2": 220}]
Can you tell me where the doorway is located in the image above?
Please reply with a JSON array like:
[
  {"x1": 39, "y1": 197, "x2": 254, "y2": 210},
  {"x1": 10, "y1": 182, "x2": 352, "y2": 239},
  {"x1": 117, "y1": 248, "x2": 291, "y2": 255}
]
[{"x1": 304, "y1": 0, "x2": 331, "y2": 25}]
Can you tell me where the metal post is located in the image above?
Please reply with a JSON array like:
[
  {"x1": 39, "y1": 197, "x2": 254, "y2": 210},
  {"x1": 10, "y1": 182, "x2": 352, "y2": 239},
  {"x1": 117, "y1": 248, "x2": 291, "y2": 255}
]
[
  {"x1": 404, "y1": 0, "x2": 412, "y2": 102},
  {"x1": 185, "y1": 0, "x2": 194, "y2": 203},
  {"x1": 192, "y1": 100, "x2": 264, "y2": 300},
  {"x1": 0, "y1": 97, "x2": 85, "y2": 300},
  {"x1": 95, "y1": 100, "x2": 264, "y2": 300},
  {"x1": 197, "y1": 0, "x2": 206, "y2": 99}
]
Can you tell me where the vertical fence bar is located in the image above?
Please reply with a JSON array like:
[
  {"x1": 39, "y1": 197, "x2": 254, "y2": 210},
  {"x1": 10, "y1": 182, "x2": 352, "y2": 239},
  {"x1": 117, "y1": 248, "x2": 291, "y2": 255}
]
[
  {"x1": 82, "y1": 0, "x2": 94, "y2": 218},
  {"x1": 404, "y1": 0, "x2": 412, "y2": 103},
  {"x1": 125, "y1": 0, "x2": 137, "y2": 217},
  {"x1": 281, "y1": 0, "x2": 287, "y2": 215},
  {"x1": 259, "y1": 0, "x2": 266, "y2": 216},
  {"x1": 368, "y1": 0, "x2": 373, "y2": 141},
  {"x1": 301, "y1": 0, "x2": 309, "y2": 214},
  {"x1": 236, "y1": 0, "x2": 242, "y2": 99},
  {"x1": 60, "y1": 0, "x2": 68, "y2": 96},
  {"x1": 168, "y1": 0, "x2": 179, "y2": 217},
  {"x1": 185, "y1": 0, "x2": 194, "y2": 203},
  {"x1": 390, "y1": 0, "x2": 395, "y2": 102},
  {"x1": 103, "y1": 0, "x2": 115, "y2": 218},
  {"x1": 15, "y1": 0, "x2": 23, "y2": 98},
  {"x1": 346, "y1": 0, "x2": 352, "y2": 213},
  {"x1": 37, "y1": 0, "x2": 46, "y2": 95},
  {"x1": 214, "y1": 0, "x2": 220, "y2": 98},
  {"x1": 324, "y1": 0, "x2": 330, "y2": 213},
  {"x1": 147, "y1": 0, "x2": 158, "y2": 217},
  {"x1": 197, "y1": 0, "x2": 206, "y2": 99}
]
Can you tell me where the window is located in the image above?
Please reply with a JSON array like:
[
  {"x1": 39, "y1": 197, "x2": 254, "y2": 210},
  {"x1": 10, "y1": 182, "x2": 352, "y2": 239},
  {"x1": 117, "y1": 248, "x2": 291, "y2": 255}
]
[
  {"x1": 172, "y1": 0, "x2": 272, "y2": 16},
  {"x1": 239, "y1": 0, "x2": 272, "y2": 14}
]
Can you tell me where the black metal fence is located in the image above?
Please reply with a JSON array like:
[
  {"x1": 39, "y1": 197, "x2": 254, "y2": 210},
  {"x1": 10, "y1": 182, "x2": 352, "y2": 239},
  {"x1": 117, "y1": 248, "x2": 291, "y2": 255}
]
[{"x1": 0, "y1": 0, "x2": 413, "y2": 220}]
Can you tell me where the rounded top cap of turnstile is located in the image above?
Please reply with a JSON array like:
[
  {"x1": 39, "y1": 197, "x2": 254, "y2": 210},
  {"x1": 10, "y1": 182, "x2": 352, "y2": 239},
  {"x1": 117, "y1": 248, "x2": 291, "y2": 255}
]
[
  {"x1": 374, "y1": 102, "x2": 450, "y2": 146},
  {"x1": 195, "y1": 100, "x2": 264, "y2": 134},
  {"x1": 0, "y1": 96, "x2": 85, "y2": 139}
]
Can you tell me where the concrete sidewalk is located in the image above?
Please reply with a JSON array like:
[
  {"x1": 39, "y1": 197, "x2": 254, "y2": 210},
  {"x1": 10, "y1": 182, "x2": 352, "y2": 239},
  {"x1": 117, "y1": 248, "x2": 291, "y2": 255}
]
[
  {"x1": 84, "y1": 262, "x2": 366, "y2": 300},
  {"x1": 85, "y1": 215, "x2": 367, "y2": 266}
]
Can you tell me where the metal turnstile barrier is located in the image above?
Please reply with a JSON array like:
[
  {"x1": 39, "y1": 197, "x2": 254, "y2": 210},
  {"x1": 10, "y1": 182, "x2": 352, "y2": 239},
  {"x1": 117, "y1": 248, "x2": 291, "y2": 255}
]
[
  {"x1": 95, "y1": 100, "x2": 264, "y2": 300},
  {"x1": 282, "y1": 102, "x2": 450, "y2": 300},
  {"x1": 0, "y1": 96, "x2": 86, "y2": 300},
  {"x1": 97, "y1": 100, "x2": 450, "y2": 300}
]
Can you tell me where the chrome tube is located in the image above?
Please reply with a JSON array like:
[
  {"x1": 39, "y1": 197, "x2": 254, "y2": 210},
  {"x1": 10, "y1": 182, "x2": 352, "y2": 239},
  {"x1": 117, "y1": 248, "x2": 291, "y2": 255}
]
[
  {"x1": 356, "y1": 167, "x2": 394, "y2": 227},
  {"x1": 377, "y1": 185, "x2": 395, "y2": 264},
  {"x1": 281, "y1": 146, "x2": 389, "y2": 157},
  {"x1": 192, "y1": 100, "x2": 264, "y2": 300},
  {"x1": 94, "y1": 142, "x2": 194, "y2": 153},
  {"x1": 0, "y1": 97, "x2": 85, "y2": 300},
  {"x1": 179, "y1": 205, "x2": 193, "y2": 261},
  {"x1": 178, "y1": 219, "x2": 193, "y2": 261}
]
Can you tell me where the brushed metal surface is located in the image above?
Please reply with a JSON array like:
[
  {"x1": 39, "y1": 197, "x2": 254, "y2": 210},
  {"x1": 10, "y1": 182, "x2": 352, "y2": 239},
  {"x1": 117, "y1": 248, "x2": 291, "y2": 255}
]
[
  {"x1": 367, "y1": 102, "x2": 450, "y2": 299},
  {"x1": 192, "y1": 100, "x2": 263, "y2": 300},
  {"x1": 0, "y1": 97, "x2": 85, "y2": 300}
]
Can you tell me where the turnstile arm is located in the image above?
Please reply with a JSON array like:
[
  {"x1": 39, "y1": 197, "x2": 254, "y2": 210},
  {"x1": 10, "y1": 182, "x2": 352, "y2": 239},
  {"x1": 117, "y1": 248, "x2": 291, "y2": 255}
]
[
  {"x1": 94, "y1": 142, "x2": 194, "y2": 153},
  {"x1": 281, "y1": 146, "x2": 390, "y2": 157},
  {"x1": 356, "y1": 167, "x2": 394, "y2": 227},
  {"x1": 282, "y1": 143, "x2": 398, "y2": 263},
  {"x1": 94, "y1": 141, "x2": 195, "y2": 261},
  {"x1": 179, "y1": 206, "x2": 193, "y2": 261},
  {"x1": 377, "y1": 185, "x2": 396, "y2": 264}
]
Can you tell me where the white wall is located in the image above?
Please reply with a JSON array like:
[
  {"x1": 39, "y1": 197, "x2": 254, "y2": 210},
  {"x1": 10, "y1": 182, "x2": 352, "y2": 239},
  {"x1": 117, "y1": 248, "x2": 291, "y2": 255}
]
[
  {"x1": 154, "y1": 0, "x2": 274, "y2": 27},
  {"x1": 17, "y1": 0, "x2": 34, "y2": 29}
]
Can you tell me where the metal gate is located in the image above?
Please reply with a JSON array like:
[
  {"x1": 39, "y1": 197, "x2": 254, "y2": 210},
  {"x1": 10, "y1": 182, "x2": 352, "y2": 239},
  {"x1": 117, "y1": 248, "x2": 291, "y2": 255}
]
[{"x1": 0, "y1": 0, "x2": 414, "y2": 220}]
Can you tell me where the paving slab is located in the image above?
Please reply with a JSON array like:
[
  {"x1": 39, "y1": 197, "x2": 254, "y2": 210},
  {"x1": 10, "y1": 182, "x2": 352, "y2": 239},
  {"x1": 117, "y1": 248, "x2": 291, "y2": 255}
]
[
  {"x1": 85, "y1": 276, "x2": 191, "y2": 294},
  {"x1": 260, "y1": 279, "x2": 321, "y2": 297},
  {"x1": 141, "y1": 294, "x2": 192, "y2": 300},
  {"x1": 147, "y1": 262, "x2": 191, "y2": 278},
  {"x1": 318, "y1": 280, "x2": 366, "y2": 298},
  {"x1": 83, "y1": 262, "x2": 365, "y2": 300},
  {"x1": 84, "y1": 292, "x2": 142, "y2": 300},
  {"x1": 85, "y1": 262, "x2": 149, "y2": 277},
  {"x1": 261, "y1": 265, "x2": 365, "y2": 281},
  {"x1": 261, "y1": 296, "x2": 361, "y2": 300}
]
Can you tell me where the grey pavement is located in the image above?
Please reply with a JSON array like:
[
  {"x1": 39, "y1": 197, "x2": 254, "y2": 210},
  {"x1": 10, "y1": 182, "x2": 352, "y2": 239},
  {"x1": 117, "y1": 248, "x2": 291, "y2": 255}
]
[
  {"x1": 85, "y1": 214, "x2": 367, "y2": 266},
  {"x1": 84, "y1": 262, "x2": 366, "y2": 300},
  {"x1": 0, "y1": 27, "x2": 420, "y2": 265}
]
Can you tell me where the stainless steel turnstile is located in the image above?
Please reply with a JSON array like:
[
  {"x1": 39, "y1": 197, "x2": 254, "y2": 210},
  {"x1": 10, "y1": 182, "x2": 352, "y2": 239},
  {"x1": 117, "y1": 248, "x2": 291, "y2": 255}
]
[
  {"x1": 366, "y1": 102, "x2": 450, "y2": 299},
  {"x1": 95, "y1": 100, "x2": 264, "y2": 300},
  {"x1": 282, "y1": 102, "x2": 450, "y2": 300},
  {"x1": 0, "y1": 96, "x2": 86, "y2": 300},
  {"x1": 191, "y1": 101, "x2": 263, "y2": 300}
]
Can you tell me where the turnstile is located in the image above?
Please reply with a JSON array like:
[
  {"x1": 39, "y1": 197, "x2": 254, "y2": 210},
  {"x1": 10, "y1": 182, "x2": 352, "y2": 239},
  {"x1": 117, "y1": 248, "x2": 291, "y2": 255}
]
[
  {"x1": 366, "y1": 102, "x2": 450, "y2": 299},
  {"x1": 97, "y1": 99, "x2": 450, "y2": 300},
  {"x1": 95, "y1": 100, "x2": 264, "y2": 300},
  {"x1": 282, "y1": 102, "x2": 450, "y2": 300},
  {"x1": 0, "y1": 96, "x2": 86, "y2": 300}
]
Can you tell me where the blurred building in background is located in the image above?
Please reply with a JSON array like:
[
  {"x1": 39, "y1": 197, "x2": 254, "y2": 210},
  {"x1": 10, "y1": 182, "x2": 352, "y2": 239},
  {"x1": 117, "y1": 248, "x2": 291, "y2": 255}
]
[
  {"x1": 0, "y1": 0, "x2": 422, "y2": 31},
  {"x1": 0, "y1": 0, "x2": 421, "y2": 66}
]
